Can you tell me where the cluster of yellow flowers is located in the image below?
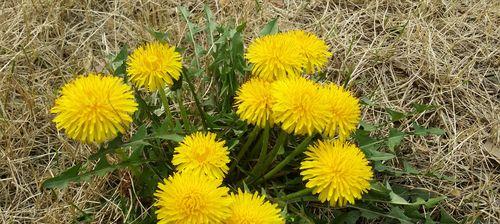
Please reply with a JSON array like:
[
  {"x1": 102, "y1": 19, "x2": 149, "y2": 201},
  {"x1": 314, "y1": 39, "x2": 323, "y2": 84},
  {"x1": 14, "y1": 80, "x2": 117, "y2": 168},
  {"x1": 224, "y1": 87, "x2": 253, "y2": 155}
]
[
  {"x1": 157, "y1": 132, "x2": 284, "y2": 223},
  {"x1": 50, "y1": 29, "x2": 374, "y2": 223},
  {"x1": 238, "y1": 30, "x2": 373, "y2": 207}
]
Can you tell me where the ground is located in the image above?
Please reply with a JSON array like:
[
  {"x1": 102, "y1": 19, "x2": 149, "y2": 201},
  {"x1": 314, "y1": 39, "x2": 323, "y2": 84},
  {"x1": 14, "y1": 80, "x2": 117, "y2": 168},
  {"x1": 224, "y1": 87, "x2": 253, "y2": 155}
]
[{"x1": 0, "y1": 0, "x2": 499, "y2": 223}]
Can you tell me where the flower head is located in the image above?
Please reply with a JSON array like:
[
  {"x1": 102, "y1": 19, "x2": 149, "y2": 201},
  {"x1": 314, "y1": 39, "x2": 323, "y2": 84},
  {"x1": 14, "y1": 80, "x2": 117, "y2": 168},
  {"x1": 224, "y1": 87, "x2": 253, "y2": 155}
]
[
  {"x1": 245, "y1": 33, "x2": 306, "y2": 81},
  {"x1": 172, "y1": 132, "x2": 230, "y2": 179},
  {"x1": 51, "y1": 74, "x2": 137, "y2": 143},
  {"x1": 300, "y1": 140, "x2": 373, "y2": 207},
  {"x1": 127, "y1": 42, "x2": 182, "y2": 91},
  {"x1": 225, "y1": 189, "x2": 284, "y2": 224},
  {"x1": 235, "y1": 78, "x2": 274, "y2": 127},
  {"x1": 271, "y1": 76, "x2": 330, "y2": 135},
  {"x1": 321, "y1": 84, "x2": 361, "y2": 139},
  {"x1": 155, "y1": 171, "x2": 231, "y2": 224},
  {"x1": 284, "y1": 30, "x2": 332, "y2": 74}
]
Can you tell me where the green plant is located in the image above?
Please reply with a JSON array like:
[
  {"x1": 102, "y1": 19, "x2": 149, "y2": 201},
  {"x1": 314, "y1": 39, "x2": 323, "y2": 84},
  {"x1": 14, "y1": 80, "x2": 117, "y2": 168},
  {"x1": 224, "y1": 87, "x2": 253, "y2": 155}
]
[{"x1": 44, "y1": 6, "x2": 455, "y2": 224}]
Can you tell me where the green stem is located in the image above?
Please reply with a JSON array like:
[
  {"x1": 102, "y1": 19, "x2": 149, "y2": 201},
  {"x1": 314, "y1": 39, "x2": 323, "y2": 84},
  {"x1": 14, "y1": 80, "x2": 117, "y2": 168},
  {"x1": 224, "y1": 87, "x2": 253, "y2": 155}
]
[
  {"x1": 260, "y1": 130, "x2": 287, "y2": 173},
  {"x1": 249, "y1": 123, "x2": 270, "y2": 177},
  {"x1": 280, "y1": 188, "x2": 313, "y2": 201},
  {"x1": 183, "y1": 69, "x2": 208, "y2": 130},
  {"x1": 261, "y1": 135, "x2": 314, "y2": 181},
  {"x1": 176, "y1": 90, "x2": 191, "y2": 131},
  {"x1": 158, "y1": 87, "x2": 174, "y2": 128},
  {"x1": 229, "y1": 126, "x2": 260, "y2": 172}
]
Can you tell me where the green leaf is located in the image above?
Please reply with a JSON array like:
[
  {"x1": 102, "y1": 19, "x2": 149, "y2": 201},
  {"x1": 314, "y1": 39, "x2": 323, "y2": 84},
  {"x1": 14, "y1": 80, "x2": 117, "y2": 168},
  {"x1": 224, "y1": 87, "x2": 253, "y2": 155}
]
[
  {"x1": 386, "y1": 108, "x2": 406, "y2": 121},
  {"x1": 390, "y1": 191, "x2": 409, "y2": 205},
  {"x1": 259, "y1": 18, "x2": 279, "y2": 36},
  {"x1": 387, "y1": 128, "x2": 406, "y2": 151},
  {"x1": 428, "y1": 127, "x2": 445, "y2": 135},
  {"x1": 440, "y1": 208, "x2": 458, "y2": 224},
  {"x1": 42, "y1": 164, "x2": 82, "y2": 189},
  {"x1": 403, "y1": 161, "x2": 420, "y2": 174},
  {"x1": 354, "y1": 130, "x2": 382, "y2": 151},
  {"x1": 365, "y1": 149, "x2": 396, "y2": 161},
  {"x1": 359, "y1": 96, "x2": 375, "y2": 106},
  {"x1": 359, "y1": 209, "x2": 380, "y2": 220},
  {"x1": 148, "y1": 28, "x2": 168, "y2": 42},
  {"x1": 154, "y1": 133, "x2": 184, "y2": 142},
  {"x1": 113, "y1": 45, "x2": 128, "y2": 62},
  {"x1": 360, "y1": 121, "x2": 377, "y2": 132},
  {"x1": 388, "y1": 207, "x2": 413, "y2": 224},
  {"x1": 412, "y1": 103, "x2": 435, "y2": 113},
  {"x1": 412, "y1": 122, "x2": 445, "y2": 136},
  {"x1": 333, "y1": 210, "x2": 361, "y2": 224},
  {"x1": 203, "y1": 4, "x2": 216, "y2": 47}
]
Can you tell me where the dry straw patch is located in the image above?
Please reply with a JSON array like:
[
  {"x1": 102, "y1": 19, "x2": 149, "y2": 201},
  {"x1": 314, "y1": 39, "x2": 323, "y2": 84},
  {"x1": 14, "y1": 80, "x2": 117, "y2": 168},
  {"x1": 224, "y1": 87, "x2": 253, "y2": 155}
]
[{"x1": 0, "y1": 0, "x2": 498, "y2": 223}]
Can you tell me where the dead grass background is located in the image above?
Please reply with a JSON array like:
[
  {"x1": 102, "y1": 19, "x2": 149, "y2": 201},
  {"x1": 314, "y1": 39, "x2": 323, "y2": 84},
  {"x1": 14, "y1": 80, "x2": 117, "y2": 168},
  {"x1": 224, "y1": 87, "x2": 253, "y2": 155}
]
[{"x1": 0, "y1": 0, "x2": 498, "y2": 223}]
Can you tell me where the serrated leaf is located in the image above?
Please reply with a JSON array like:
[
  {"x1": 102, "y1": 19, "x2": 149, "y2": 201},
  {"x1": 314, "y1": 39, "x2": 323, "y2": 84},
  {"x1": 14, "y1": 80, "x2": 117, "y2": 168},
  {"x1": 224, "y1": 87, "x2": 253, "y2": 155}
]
[
  {"x1": 388, "y1": 207, "x2": 413, "y2": 224},
  {"x1": 94, "y1": 158, "x2": 115, "y2": 177},
  {"x1": 386, "y1": 108, "x2": 406, "y2": 121},
  {"x1": 154, "y1": 133, "x2": 184, "y2": 142},
  {"x1": 390, "y1": 191, "x2": 410, "y2": 205},
  {"x1": 148, "y1": 29, "x2": 168, "y2": 42},
  {"x1": 354, "y1": 130, "x2": 382, "y2": 151},
  {"x1": 412, "y1": 103, "x2": 435, "y2": 113},
  {"x1": 440, "y1": 208, "x2": 458, "y2": 224},
  {"x1": 412, "y1": 122, "x2": 445, "y2": 136},
  {"x1": 333, "y1": 210, "x2": 360, "y2": 224},
  {"x1": 387, "y1": 128, "x2": 406, "y2": 151},
  {"x1": 403, "y1": 161, "x2": 420, "y2": 174},
  {"x1": 42, "y1": 164, "x2": 82, "y2": 189},
  {"x1": 360, "y1": 96, "x2": 375, "y2": 106},
  {"x1": 365, "y1": 148, "x2": 396, "y2": 161},
  {"x1": 259, "y1": 18, "x2": 279, "y2": 36},
  {"x1": 113, "y1": 45, "x2": 128, "y2": 62},
  {"x1": 427, "y1": 127, "x2": 445, "y2": 135},
  {"x1": 360, "y1": 121, "x2": 377, "y2": 132},
  {"x1": 360, "y1": 209, "x2": 380, "y2": 220}
]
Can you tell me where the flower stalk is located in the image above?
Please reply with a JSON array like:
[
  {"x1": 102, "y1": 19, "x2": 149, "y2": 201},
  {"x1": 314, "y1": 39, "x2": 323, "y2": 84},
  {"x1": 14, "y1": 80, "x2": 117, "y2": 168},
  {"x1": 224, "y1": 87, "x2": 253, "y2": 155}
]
[{"x1": 158, "y1": 87, "x2": 175, "y2": 128}]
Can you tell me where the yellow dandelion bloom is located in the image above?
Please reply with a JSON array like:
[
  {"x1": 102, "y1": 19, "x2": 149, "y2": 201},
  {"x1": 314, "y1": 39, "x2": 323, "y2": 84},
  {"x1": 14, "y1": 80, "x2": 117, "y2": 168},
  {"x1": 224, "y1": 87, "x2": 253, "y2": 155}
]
[
  {"x1": 172, "y1": 132, "x2": 230, "y2": 179},
  {"x1": 245, "y1": 33, "x2": 306, "y2": 81},
  {"x1": 225, "y1": 189, "x2": 284, "y2": 224},
  {"x1": 284, "y1": 30, "x2": 332, "y2": 74},
  {"x1": 321, "y1": 84, "x2": 361, "y2": 139},
  {"x1": 155, "y1": 171, "x2": 231, "y2": 224},
  {"x1": 51, "y1": 74, "x2": 137, "y2": 144},
  {"x1": 300, "y1": 140, "x2": 373, "y2": 207},
  {"x1": 271, "y1": 76, "x2": 330, "y2": 135},
  {"x1": 235, "y1": 78, "x2": 274, "y2": 127},
  {"x1": 127, "y1": 42, "x2": 182, "y2": 91}
]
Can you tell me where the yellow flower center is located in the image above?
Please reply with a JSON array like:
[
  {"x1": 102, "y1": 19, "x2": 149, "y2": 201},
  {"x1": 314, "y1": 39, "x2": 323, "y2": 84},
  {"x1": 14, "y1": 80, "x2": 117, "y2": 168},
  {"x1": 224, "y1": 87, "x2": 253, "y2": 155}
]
[
  {"x1": 180, "y1": 193, "x2": 204, "y2": 215},
  {"x1": 194, "y1": 148, "x2": 211, "y2": 163}
]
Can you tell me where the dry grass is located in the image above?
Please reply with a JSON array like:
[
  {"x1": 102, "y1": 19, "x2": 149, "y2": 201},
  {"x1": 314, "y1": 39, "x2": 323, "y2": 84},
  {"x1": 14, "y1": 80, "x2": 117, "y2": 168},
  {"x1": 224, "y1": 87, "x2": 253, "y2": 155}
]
[{"x1": 1, "y1": 0, "x2": 499, "y2": 223}]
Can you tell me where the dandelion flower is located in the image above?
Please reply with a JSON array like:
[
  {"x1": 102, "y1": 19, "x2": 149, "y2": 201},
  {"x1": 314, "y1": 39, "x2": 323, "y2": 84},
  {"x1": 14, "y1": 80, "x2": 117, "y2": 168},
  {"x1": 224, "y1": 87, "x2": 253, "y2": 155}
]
[
  {"x1": 285, "y1": 30, "x2": 332, "y2": 74},
  {"x1": 271, "y1": 76, "x2": 330, "y2": 135},
  {"x1": 127, "y1": 42, "x2": 182, "y2": 91},
  {"x1": 51, "y1": 74, "x2": 137, "y2": 144},
  {"x1": 321, "y1": 84, "x2": 361, "y2": 139},
  {"x1": 155, "y1": 171, "x2": 231, "y2": 224},
  {"x1": 172, "y1": 132, "x2": 230, "y2": 179},
  {"x1": 300, "y1": 140, "x2": 373, "y2": 207},
  {"x1": 225, "y1": 189, "x2": 284, "y2": 224},
  {"x1": 245, "y1": 33, "x2": 305, "y2": 81},
  {"x1": 235, "y1": 78, "x2": 274, "y2": 127}
]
